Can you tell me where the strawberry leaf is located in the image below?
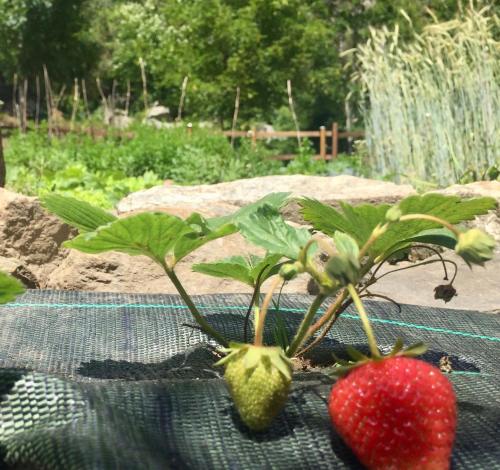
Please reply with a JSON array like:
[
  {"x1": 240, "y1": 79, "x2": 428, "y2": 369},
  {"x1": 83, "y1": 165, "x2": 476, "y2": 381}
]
[
  {"x1": 65, "y1": 212, "x2": 190, "y2": 264},
  {"x1": 173, "y1": 216, "x2": 237, "y2": 264},
  {"x1": 193, "y1": 256, "x2": 254, "y2": 285},
  {"x1": 41, "y1": 194, "x2": 117, "y2": 233},
  {"x1": 193, "y1": 254, "x2": 282, "y2": 286},
  {"x1": 300, "y1": 194, "x2": 497, "y2": 259},
  {"x1": 248, "y1": 254, "x2": 283, "y2": 282},
  {"x1": 238, "y1": 205, "x2": 312, "y2": 260},
  {"x1": 300, "y1": 198, "x2": 389, "y2": 248},
  {"x1": 334, "y1": 232, "x2": 360, "y2": 259},
  {"x1": 372, "y1": 194, "x2": 497, "y2": 257},
  {"x1": 208, "y1": 192, "x2": 290, "y2": 228},
  {"x1": 0, "y1": 272, "x2": 25, "y2": 304}
]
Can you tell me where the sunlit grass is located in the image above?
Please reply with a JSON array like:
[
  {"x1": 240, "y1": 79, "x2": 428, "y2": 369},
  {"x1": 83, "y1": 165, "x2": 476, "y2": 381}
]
[{"x1": 349, "y1": 7, "x2": 499, "y2": 186}]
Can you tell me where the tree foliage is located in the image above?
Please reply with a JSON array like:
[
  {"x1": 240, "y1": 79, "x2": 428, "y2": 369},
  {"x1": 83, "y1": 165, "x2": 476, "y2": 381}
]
[{"x1": 2, "y1": 0, "x2": 491, "y2": 127}]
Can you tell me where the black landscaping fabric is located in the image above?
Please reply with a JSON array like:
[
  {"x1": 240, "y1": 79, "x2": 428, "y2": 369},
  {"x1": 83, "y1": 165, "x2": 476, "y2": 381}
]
[{"x1": 0, "y1": 290, "x2": 498, "y2": 469}]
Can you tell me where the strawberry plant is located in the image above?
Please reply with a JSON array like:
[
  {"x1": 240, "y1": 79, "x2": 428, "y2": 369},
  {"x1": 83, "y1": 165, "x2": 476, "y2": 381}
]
[{"x1": 42, "y1": 190, "x2": 496, "y2": 463}]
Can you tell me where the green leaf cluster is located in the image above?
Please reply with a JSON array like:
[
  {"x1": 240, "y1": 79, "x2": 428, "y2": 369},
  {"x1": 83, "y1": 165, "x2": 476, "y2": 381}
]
[
  {"x1": 300, "y1": 194, "x2": 497, "y2": 260},
  {"x1": 42, "y1": 194, "x2": 237, "y2": 266},
  {"x1": 193, "y1": 254, "x2": 282, "y2": 287},
  {"x1": 0, "y1": 272, "x2": 25, "y2": 305},
  {"x1": 238, "y1": 205, "x2": 312, "y2": 261}
]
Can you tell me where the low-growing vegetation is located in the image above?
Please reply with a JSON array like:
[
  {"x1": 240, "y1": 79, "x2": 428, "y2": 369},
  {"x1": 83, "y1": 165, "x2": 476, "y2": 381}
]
[{"x1": 3, "y1": 126, "x2": 367, "y2": 207}]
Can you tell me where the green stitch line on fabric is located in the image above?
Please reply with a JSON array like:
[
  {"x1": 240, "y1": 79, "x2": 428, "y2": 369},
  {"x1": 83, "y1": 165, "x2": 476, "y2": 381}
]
[{"x1": 5, "y1": 302, "x2": 500, "y2": 343}]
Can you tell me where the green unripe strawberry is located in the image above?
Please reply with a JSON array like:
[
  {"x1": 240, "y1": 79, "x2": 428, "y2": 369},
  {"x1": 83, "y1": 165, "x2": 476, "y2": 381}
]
[
  {"x1": 455, "y1": 228, "x2": 495, "y2": 267},
  {"x1": 215, "y1": 343, "x2": 293, "y2": 431}
]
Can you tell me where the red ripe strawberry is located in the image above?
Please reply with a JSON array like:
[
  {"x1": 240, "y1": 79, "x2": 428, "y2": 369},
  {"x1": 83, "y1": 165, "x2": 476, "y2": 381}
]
[{"x1": 328, "y1": 356, "x2": 456, "y2": 470}]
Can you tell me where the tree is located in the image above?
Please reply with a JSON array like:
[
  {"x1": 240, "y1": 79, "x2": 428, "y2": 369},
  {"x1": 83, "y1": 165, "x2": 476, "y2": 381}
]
[{"x1": 0, "y1": 0, "x2": 98, "y2": 84}]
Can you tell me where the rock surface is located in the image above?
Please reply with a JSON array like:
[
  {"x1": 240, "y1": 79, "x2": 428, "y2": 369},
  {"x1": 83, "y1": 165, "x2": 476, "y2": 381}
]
[
  {"x1": 117, "y1": 175, "x2": 416, "y2": 216},
  {"x1": 0, "y1": 177, "x2": 498, "y2": 311},
  {"x1": 0, "y1": 189, "x2": 73, "y2": 286},
  {"x1": 436, "y1": 181, "x2": 500, "y2": 244}
]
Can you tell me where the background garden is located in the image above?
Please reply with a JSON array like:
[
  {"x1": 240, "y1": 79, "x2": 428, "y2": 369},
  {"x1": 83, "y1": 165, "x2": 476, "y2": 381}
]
[{"x1": 0, "y1": 0, "x2": 498, "y2": 208}]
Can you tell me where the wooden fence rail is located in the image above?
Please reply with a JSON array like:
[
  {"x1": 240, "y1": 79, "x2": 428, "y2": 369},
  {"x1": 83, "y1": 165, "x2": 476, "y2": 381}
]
[
  {"x1": 1, "y1": 118, "x2": 364, "y2": 161},
  {"x1": 222, "y1": 123, "x2": 364, "y2": 160}
]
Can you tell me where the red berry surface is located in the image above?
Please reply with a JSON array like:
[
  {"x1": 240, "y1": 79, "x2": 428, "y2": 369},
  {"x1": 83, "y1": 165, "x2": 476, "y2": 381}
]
[{"x1": 328, "y1": 356, "x2": 456, "y2": 470}]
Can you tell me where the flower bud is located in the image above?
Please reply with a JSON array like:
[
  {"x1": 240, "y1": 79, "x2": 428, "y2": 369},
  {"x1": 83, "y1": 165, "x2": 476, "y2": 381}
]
[
  {"x1": 455, "y1": 228, "x2": 495, "y2": 267},
  {"x1": 326, "y1": 254, "x2": 360, "y2": 286},
  {"x1": 385, "y1": 205, "x2": 402, "y2": 222},
  {"x1": 279, "y1": 262, "x2": 302, "y2": 280}
]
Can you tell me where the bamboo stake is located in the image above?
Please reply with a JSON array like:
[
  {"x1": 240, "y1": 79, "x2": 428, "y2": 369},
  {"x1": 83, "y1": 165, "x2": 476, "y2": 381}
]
[
  {"x1": 139, "y1": 57, "x2": 148, "y2": 113},
  {"x1": 111, "y1": 79, "x2": 117, "y2": 121},
  {"x1": 35, "y1": 75, "x2": 40, "y2": 129},
  {"x1": 53, "y1": 84, "x2": 66, "y2": 112},
  {"x1": 81, "y1": 79, "x2": 91, "y2": 121},
  {"x1": 43, "y1": 65, "x2": 53, "y2": 138},
  {"x1": 125, "y1": 79, "x2": 131, "y2": 117},
  {"x1": 96, "y1": 78, "x2": 109, "y2": 124},
  {"x1": 12, "y1": 74, "x2": 18, "y2": 118},
  {"x1": 17, "y1": 81, "x2": 23, "y2": 132},
  {"x1": 230, "y1": 86, "x2": 240, "y2": 147},
  {"x1": 21, "y1": 78, "x2": 28, "y2": 133},
  {"x1": 287, "y1": 79, "x2": 301, "y2": 147},
  {"x1": 345, "y1": 98, "x2": 353, "y2": 154},
  {"x1": 177, "y1": 76, "x2": 189, "y2": 121},
  {"x1": 70, "y1": 78, "x2": 80, "y2": 131}
]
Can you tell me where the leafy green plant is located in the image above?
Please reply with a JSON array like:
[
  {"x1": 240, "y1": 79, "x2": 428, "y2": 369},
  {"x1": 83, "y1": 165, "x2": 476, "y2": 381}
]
[
  {"x1": 42, "y1": 191, "x2": 497, "y2": 432},
  {"x1": 0, "y1": 271, "x2": 25, "y2": 304},
  {"x1": 4, "y1": 126, "x2": 284, "y2": 207}
]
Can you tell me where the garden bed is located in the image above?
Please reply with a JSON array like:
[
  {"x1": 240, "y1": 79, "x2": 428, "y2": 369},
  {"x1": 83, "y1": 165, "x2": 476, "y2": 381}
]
[{"x1": 0, "y1": 290, "x2": 498, "y2": 469}]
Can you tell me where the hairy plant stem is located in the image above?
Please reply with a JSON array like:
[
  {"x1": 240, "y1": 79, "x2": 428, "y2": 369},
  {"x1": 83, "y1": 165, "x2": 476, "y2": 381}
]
[
  {"x1": 347, "y1": 284, "x2": 380, "y2": 358},
  {"x1": 296, "y1": 293, "x2": 352, "y2": 357},
  {"x1": 286, "y1": 294, "x2": 327, "y2": 357},
  {"x1": 254, "y1": 276, "x2": 283, "y2": 347},
  {"x1": 358, "y1": 223, "x2": 388, "y2": 259},
  {"x1": 162, "y1": 263, "x2": 228, "y2": 347},
  {"x1": 306, "y1": 289, "x2": 345, "y2": 338}
]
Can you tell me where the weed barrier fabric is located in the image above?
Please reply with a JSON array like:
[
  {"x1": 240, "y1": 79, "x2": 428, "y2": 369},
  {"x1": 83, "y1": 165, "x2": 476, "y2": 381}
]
[{"x1": 0, "y1": 290, "x2": 498, "y2": 469}]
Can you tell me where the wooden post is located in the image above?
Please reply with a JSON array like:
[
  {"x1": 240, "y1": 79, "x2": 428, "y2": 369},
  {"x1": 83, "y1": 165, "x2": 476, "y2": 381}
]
[
  {"x1": 186, "y1": 122, "x2": 193, "y2": 137},
  {"x1": 332, "y1": 122, "x2": 339, "y2": 159},
  {"x1": 319, "y1": 126, "x2": 326, "y2": 160}
]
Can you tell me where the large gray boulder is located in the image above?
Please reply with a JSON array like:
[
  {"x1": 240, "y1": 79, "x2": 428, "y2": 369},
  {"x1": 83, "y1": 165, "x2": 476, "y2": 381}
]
[
  {"x1": 0, "y1": 177, "x2": 497, "y2": 311},
  {"x1": 117, "y1": 175, "x2": 416, "y2": 217}
]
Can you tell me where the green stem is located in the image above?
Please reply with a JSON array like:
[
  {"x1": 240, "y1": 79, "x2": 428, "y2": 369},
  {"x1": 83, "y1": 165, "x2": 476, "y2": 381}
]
[
  {"x1": 286, "y1": 294, "x2": 327, "y2": 357},
  {"x1": 347, "y1": 283, "x2": 380, "y2": 358},
  {"x1": 399, "y1": 213, "x2": 461, "y2": 238},
  {"x1": 358, "y1": 223, "x2": 388, "y2": 259},
  {"x1": 295, "y1": 288, "x2": 348, "y2": 355},
  {"x1": 254, "y1": 276, "x2": 282, "y2": 346},
  {"x1": 163, "y1": 264, "x2": 229, "y2": 347},
  {"x1": 299, "y1": 239, "x2": 316, "y2": 266}
]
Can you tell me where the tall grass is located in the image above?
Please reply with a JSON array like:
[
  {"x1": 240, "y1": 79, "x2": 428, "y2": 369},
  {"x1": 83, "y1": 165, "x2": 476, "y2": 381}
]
[{"x1": 350, "y1": 7, "x2": 499, "y2": 187}]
